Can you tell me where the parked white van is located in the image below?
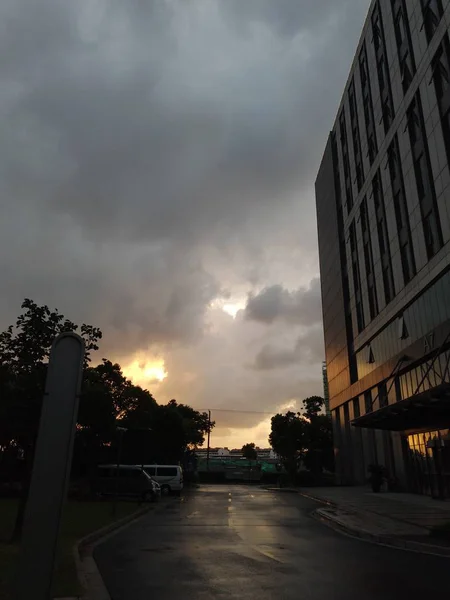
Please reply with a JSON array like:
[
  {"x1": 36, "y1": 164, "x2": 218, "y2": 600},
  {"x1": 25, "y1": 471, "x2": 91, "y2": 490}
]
[{"x1": 143, "y1": 465, "x2": 183, "y2": 495}]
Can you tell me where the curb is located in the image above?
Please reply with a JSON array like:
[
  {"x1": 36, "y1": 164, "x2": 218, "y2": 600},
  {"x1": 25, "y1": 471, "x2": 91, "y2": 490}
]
[
  {"x1": 60, "y1": 502, "x2": 156, "y2": 600},
  {"x1": 298, "y1": 490, "x2": 336, "y2": 507},
  {"x1": 314, "y1": 508, "x2": 450, "y2": 558},
  {"x1": 263, "y1": 487, "x2": 300, "y2": 494},
  {"x1": 78, "y1": 503, "x2": 152, "y2": 555}
]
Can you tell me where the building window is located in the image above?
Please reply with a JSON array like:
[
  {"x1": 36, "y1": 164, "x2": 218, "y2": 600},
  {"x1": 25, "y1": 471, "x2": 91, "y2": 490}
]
[
  {"x1": 348, "y1": 79, "x2": 364, "y2": 192},
  {"x1": 379, "y1": 382, "x2": 388, "y2": 407},
  {"x1": 407, "y1": 93, "x2": 443, "y2": 260},
  {"x1": 359, "y1": 42, "x2": 378, "y2": 165},
  {"x1": 373, "y1": 2, "x2": 395, "y2": 135},
  {"x1": 353, "y1": 398, "x2": 361, "y2": 419},
  {"x1": 373, "y1": 170, "x2": 395, "y2": 304},
  {"x1": 340, "y1": 110, "x2": 353, "y2": 213},
  {"x1": 420, "y1": 0, "x2": 443, "y2": 43},
  {"x1": 377, "y1": 55, "x2": 387, "y2": 92},
  {"x1": 332, "y1": 133, "x2": 356, "y2": 380},
  {"x1": 400, "y1": 239, "x2": 415, "y2": 283},
  {"x1": 360, "y1": 197, "x2": 378, "y2": 320},
  {"x1": 372, "y1": 5, "x2": 383, "y2": 53},
  {"x1": 432, "y1": 37, "x2": 450, "y2": 170},
  {"x1": 400, "y1": 51, "x2": 414, "y2": 90},
  {"x1": 364, "y1": 390, "x2": 373, "y2": 413},
  {"x1": 350, "y1": 221, "x2": 365, "y2": 333},
  {"x1": 391, "y1": 0, "x2": 416, "y2": 93},
  {"x1": 382, "y1": 98, "x2": 393, "y2": 131},
  {"x1": 387, "y1": 136, "x2": 416, "y2": 284},
  {"x1": 398, "y1": 314, "x2": 409, "y2": 339}
]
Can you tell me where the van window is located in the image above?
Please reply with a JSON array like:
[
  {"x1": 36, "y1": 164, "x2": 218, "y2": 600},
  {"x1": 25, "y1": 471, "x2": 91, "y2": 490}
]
[
  {"x1": 157, "y1": 467, "x2": 178, "y2": 477},
  {"x1": 144, "y1": 467, "x2": 156, "y2": 476}
]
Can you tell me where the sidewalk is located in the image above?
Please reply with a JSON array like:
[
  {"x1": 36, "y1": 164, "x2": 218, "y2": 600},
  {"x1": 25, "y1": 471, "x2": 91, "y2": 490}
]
[{"x1": 299, "y1": 486, "x2": 450, "y2": 556}]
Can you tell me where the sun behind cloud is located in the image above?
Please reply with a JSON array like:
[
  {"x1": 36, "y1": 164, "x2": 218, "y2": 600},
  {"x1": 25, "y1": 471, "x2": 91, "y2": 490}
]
[{"x1": 123, "y1": 356, "x2": 168, "y2": 387}]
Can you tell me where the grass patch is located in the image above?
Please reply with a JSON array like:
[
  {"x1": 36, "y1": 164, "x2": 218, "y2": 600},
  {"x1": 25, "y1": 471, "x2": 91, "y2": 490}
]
[{"x1": 0, "y1": 498, "x2": 141, "y2": 599}]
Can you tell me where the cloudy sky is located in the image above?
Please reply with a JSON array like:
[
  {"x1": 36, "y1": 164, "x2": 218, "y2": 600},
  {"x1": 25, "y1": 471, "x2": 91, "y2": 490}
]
[{"x1": 0, "y1": 0, "x2": 370, "y2": 448}]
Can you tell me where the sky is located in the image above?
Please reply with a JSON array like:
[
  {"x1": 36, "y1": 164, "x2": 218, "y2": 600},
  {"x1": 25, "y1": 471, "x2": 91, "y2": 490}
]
[{"x1": 0, "y1": 0, "x2": 371, "y2": 448}]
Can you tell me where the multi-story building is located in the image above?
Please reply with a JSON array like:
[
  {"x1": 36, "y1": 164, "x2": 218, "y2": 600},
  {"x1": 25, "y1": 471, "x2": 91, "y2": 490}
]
[{"x1": 316, "y1": 0, "x2": 450, "y2": 498}]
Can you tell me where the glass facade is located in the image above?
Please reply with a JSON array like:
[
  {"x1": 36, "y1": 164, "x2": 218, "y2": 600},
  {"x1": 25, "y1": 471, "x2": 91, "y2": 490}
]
[
  {"x1": 397, "y1": 347, "x2": 450, "y2": 401},
  {"x1": 356, "y1": 268, "x2": 450, "y2": 380},
  {"x1": 406, "y1": 429, "x2": 450, "y2": 498}
]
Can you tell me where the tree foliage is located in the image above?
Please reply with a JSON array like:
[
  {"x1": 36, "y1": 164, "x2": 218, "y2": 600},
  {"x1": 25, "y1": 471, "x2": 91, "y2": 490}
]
[
  {"x1": 241, "y1": 442, "x2": 257, "y2": 461},
  {"x1": 269, "y1": 412, "x2": 309, "y2": 478},
  {"x1": 302, "y1": 396, "x2": 324, "y2": 420},
  {"x1": 0, "y1": 299, "x2": 215, "y2": 476},
  {"x1": 269, "y1": 396, "x2": 334, "y2": 480},
  {"x1": 0, "y1": 299, "x2": 102, "y2": 455}
]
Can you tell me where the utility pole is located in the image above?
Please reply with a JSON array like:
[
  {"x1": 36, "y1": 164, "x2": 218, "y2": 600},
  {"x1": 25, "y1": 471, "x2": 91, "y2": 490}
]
[{"x1": 206, "y1": 410, "x2": 211, "y2": 472}]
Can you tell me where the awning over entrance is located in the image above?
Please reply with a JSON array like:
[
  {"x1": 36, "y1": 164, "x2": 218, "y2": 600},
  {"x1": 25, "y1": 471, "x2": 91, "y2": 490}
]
[{"x1": 351, "y1": 383, "x2": 450, "y2": 431}]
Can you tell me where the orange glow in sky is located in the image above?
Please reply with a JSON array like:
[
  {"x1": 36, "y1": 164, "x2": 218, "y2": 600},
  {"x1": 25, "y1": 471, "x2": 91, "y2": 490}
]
[{"x1": 123, "y1": 356, "x2": 168, "y2": 387}]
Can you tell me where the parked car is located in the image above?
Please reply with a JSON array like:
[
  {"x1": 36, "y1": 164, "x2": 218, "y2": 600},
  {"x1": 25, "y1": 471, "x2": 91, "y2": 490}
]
[
  {"x1": 93, "y1": 464, "x2": 160, "y2": 501},
  {"x1": 143, "y1": 465, "x2": 183, "y2": 495}
]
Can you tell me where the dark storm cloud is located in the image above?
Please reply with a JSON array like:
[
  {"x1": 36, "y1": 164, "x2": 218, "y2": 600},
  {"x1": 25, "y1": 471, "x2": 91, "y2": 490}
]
[
  {"x1": 1, "y1": 0, "x2": 369, "y2": 247},
  {"x1": 251, "y1": 324, "x2": 324, "y2": 371},
  {"x1": 244, "y1": 278, "x2": 322, "y2": 325},
  {"x1": 0, "y1": 0, "x2": 370, "y2": 424}
]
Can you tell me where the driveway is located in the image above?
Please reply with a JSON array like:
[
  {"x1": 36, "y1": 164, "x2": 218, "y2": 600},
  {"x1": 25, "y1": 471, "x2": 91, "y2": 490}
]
[{"x1": 95, "y1": 484, "x2": 448, "y2": 599}]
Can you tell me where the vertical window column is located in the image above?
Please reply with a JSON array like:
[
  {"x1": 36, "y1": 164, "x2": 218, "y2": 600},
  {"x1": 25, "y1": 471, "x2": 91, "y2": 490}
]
[
  {"x1": 372, "y1": 2, "x2": 395, "y2": 134},
  {"x1": 332, "y1": 133, "x2": 357, "y2": 383},
  {"x1": 360, "y1": 197, "x2": 379, "y2": 320},
  {"x1": 420, "y1": 0, "x2": 443, "y2": 43},
  {"x1": 348, "y1": 79, "x2": 365, "y2": 192},
  {"x1": 388, "y1": 135, "x2": 416, "y2": 284},
  {"x1": 372, "y1": 170, "x2": 395, "y2": 304},
  {"x1": 340, "y1": 111, "x2": 353, "y2": 213},
  {"x1": 350, "y1": 222, "x2": 365, "y2": 333},
  {"x1": 359, "y1": 42, "x2": 378, "y2": 165},
  {"x1": 432, "y1": 37, "x2": 450, "y2": 170},
  {"x1": 391, "y1": 0, "x2": 416, "y2": 92},
  {"x1": 407, "y1": 93, "x2": 443, "y2": 259}
]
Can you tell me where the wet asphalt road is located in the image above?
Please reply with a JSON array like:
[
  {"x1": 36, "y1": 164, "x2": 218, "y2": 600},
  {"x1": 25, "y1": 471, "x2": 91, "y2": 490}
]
[{"x1": 95, "y1": 485, "x2": 447, "y2": 599}]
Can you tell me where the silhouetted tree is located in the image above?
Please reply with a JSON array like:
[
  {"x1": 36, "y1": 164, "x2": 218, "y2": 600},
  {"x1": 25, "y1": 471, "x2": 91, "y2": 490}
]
[
  {"x1": 269, "y1": 412, "x2": 308, "y2": 480},
  {"x1": 0, "y1": 299, "x2": 102, "y2": 540},
  {"x1": 241, "y1": 443, "x2": 258, "y2": 461},
  {"x1": 269, "y1": 396, "x2": 334, "y2": 483}
]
